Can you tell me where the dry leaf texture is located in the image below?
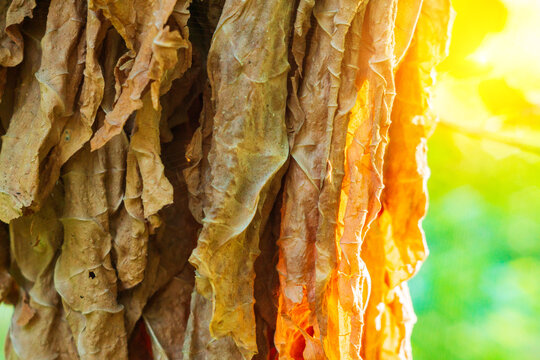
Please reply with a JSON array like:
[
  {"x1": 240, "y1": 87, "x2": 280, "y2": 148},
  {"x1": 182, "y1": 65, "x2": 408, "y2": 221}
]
[{"x1": 0, "y1": 0, "x2": 452, "y2": 359}]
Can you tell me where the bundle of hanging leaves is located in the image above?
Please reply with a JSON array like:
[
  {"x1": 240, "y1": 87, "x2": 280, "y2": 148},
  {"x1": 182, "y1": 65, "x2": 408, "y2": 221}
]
[{"x1": 0, "y1": 0, "x2": 452, "y2": 359}]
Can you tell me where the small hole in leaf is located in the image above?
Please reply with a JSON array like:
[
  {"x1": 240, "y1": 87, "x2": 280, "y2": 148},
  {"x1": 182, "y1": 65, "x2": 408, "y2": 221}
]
[{"x1": 89, "y1": 271, "x2": 96, "y2": 279}]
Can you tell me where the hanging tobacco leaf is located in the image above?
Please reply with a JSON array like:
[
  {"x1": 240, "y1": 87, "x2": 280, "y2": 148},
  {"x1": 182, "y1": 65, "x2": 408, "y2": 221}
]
[{"x1": 0, "y1": 0, "x2": 453, "y2": 359}]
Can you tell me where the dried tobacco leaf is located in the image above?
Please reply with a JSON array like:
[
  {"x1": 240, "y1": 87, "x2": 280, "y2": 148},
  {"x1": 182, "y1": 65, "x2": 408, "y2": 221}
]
[
  {"x1": 184, "y1": 82, "x2": 214, "y2": 224},
  {"x1": 187, "y1": 0, "x2": 294, "y2": 357},
  {"x1": 7, "y1": 186, "x2": 78, "y2": 360},
  {"x1": 319, "y1": 1, "x2": 402, "y2": 358},
  {"x1": 111, "y1": 133, "x2": 148, "y2": 290},
  {"x1": 275, "y1": 1, "x2": 367, "y2": 357},
  {"x1": 183, "y1": 290, "x2": 244, "y2": 360},
  {"x1": 314, "y1": 0, "x2": 368, "y2": 343},
  {"x1": 90, "y1": 0, "x2": 191, "y2": 149},
  {"x1": 120, "y1": 122, "x2": 199, "y2": 337},
  {"x1": 361, "y1": 0, "x2": 453, "y2": 358},
  {"x1": 394, "y1": 0, "x2": 424, "y2": 65},
  {"x1": 0, "y1": 0, "x2": 86, "y2": 222},
  {"x1": 0, "y1": 14, "x2": 42, "y2": 223},
  {"x1": 98, "y1": 7, "x2": 192, "y2": 292},
  {"x1": 0, "y1": 0, "x2": 36, "y2": 68},
  {"x1": 78, "y1": 25, "x2": 151, "y2": 293},
  {"x1": 129, "y1": 94, "x2": 173, "y2": 219},
  {"x1": 55, "y1": 146, "x2": 128, "y2": 360},
  {"x1": 148, "y1": 10, "x2": 192, "y2": 108},
  {"x1": 49, "y1": 7, "x2": 109, "y2": 171},
  {"x1": 285, "y1": 0, "x2": 315, "y2": 142},
  {"x1": 143, "y1": 267, "x2": 195, "y2": 360}
]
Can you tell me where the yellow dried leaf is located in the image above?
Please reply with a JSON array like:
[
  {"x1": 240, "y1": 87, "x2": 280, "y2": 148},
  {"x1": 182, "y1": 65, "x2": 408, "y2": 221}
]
[
  {"x1": 8, "y1": 186, "x2": 78, "y2": 360},
  {"x1": 129, "y1": 93, "x2": 173, "y2": 218},
  {"x1": 187, "y1": 0, "x2": 294, "y2": 357}
]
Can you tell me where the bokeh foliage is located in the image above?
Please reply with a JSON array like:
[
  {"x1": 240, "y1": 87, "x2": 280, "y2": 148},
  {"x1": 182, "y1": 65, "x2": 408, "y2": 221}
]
[
  {"x1": 410, "y1": 128, "x2": 540, "y2": 359},
  {"x1": 410, "y1": 0, "x2": 540, "y2": 359}
]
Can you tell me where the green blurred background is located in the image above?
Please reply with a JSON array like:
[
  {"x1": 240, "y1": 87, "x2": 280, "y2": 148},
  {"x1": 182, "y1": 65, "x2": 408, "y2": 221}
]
[
  {"x1": 409, "y1": 128, "x2": 540, "y2": 359},
  {"x1": 0, "y1": 0, "x2": 539, "y2": 358},
  {"x1": 410, "y1": 0, "x2": 540, "y2": 359}
]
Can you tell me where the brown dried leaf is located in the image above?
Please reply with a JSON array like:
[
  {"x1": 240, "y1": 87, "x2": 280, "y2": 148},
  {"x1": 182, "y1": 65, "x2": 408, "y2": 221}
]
[
  {"x1": 290, "y1": 0, "x2": 315, "y2": 75},
  {"x1": 394, "y1": 0, "x2": 424, "y2": 65},
  {"x1": 50, "y1": 8, "x2": 109, "y2": 169},
  {"x1": 54, "y1": 146, "x2": 128, "y2": 360},
  {"x1": 0, "y1": 1, "x2": 453, "y2": 358},
  {"x1": 7, "y1": 298, "x2": 79, "y2": 360},
  {"x1": 182, "y1": 290, "x2": 244, "y2": 360},
  {"x1": 143, "y1": 267, "x2": 195, "y2": 360},
  {"x1": 184, "y1": 83, "x2": 214, "y2": 224},
  {"x1": 0, "y1": 0, "x2": 86, "y2": 222},
  {"x1": 115, "y1": 146, "x2": 148, "y2": 289},
  {"x1": 120, "y1": 123, "x2": 199, "y2": 336},
  {"x1": 284, "y1": 0, "x2": 314, "y2": 144},
  {"x1": 90, "y1": 0, "x2": 191, "y2": 149},
  {"x1": 102, "y1": 129, "x2": 149, "y2": 291},
  {"x1": 0, "y1": 0, "x2": 36, "y2": 67},
  {"x1": 148, "y1": 2, "x2": 192, "y2": 107}
]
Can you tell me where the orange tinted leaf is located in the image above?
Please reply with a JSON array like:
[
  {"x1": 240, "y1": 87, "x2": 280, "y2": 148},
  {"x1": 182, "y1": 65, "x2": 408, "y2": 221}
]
[{"x1": 361, "y1": 0, "x2": 453, "y2": 357}]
